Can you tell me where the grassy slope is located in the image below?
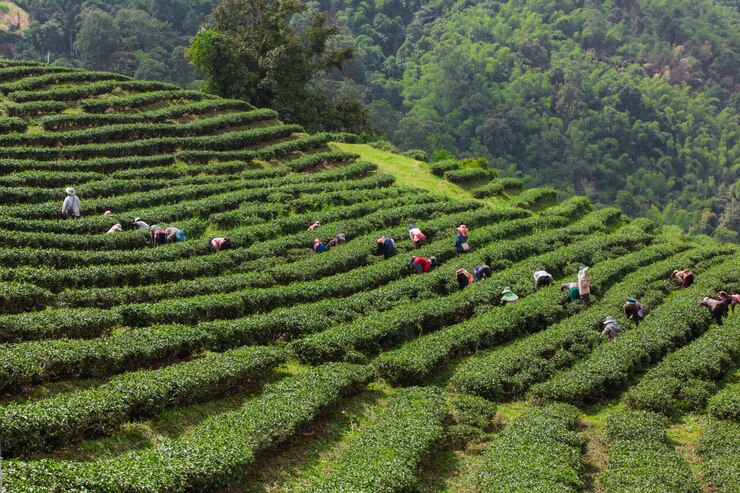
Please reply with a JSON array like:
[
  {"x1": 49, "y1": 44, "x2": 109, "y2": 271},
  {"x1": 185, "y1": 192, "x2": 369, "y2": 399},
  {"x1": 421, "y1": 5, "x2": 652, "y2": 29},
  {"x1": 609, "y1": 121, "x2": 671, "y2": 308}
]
[{"x1": 331, "y1": 142, "x2": 473, "y2": 200}]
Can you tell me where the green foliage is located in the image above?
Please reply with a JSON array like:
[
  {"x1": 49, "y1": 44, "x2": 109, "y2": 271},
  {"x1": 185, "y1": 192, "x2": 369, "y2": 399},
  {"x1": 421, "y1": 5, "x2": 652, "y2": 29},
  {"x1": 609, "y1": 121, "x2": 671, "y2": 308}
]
[
  {"x1": 429, "y1": 159, "x2": 459, "y2": 176},
  {"x1": 708, "y1": 383, "x2": 740, "y2": 421},
  {"x1": 444, "y1": 167, "x2": 493, "y2": 185},
  {"x1": 478, "y1": 403, "x2": 585, "y2": 492},
  {"x1": 600, "y1": 410, "x2": 699, "y2": 493},
  {"x1": 305, "y1": 387, "x2": 446, "y2": 492},
  {"x1": 700, "y1": 420, "x2": 740, "y2": 492}
]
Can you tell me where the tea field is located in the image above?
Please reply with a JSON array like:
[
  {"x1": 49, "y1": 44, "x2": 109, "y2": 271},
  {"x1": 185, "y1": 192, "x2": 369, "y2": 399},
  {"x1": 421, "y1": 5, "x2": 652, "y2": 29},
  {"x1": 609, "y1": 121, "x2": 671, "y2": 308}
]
[{"x1": 0, "y1": 60, "x2": 737, "y2": 492}]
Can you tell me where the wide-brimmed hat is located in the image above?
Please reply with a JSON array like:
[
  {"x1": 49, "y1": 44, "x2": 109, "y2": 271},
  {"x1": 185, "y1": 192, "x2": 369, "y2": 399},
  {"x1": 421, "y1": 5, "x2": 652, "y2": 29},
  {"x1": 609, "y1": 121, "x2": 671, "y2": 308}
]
[
  {"x1": 578, "y1": 266, "x2": 589, "y2": 277},
  {"x1": 672, "y1": 270, "x2": 680, "y2": 276},
  {"x1": 134, "y1": 217, "x2": 141, "y2": 222},
  {"x1": 65, "y1": 187, "x2": 75, "y2": 195},
  {"x1": 501, "y1": 287, "x2": 519, "y2": 302},
  {"x1": 337, "y1": 233, "x2": 346, "y2": 241},
  {"x1": 627, "y1": 297, "x2": 637, "y2": 303}
]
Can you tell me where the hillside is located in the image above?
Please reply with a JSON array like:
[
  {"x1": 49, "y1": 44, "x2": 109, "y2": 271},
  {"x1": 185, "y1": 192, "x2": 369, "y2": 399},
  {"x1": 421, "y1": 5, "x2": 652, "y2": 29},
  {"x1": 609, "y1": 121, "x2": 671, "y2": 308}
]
[
  {"x1": 0, "y1": 60, "x2": 738, "y2": 492},
  {"x1": 311, "y1": 0, "x2": 739, "y2": 235}
]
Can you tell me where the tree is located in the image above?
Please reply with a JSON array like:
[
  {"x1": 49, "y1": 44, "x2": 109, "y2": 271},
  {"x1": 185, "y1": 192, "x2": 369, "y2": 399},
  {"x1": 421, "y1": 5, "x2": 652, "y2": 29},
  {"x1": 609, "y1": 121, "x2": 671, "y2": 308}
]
[
  {"x1": 188, "y1": 0, "x2": 363, "y2": 132},
  {"x1": 75, "y1": 9, "x2": 120, "y2": 70}
]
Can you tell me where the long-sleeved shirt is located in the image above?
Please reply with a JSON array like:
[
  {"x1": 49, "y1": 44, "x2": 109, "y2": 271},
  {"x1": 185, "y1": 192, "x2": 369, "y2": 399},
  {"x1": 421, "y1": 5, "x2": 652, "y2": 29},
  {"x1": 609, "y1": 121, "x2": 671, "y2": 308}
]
[
  {"x1": 455, "y1": 234, "x2": 469, "y2": 252},
  {"x1": 61, "y1": 195, "x2": 81, "y2": 216},
  {"x1": 578, "y1": 276, "x2": 591, "y2": 295}
]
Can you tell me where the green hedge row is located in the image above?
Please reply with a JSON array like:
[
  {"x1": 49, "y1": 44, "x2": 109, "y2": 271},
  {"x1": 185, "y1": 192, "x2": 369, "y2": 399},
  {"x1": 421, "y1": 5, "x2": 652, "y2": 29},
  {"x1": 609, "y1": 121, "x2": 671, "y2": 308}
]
[
  {"x1": 290, "y1": 209, "x2": 622, "y2": 364},
  {"x1": 0, "y1": 124, "x2": 301, "y2": 161},
  {"x1": 5, "y1": 100, "x2": 68, "y2": 117},
  {"x1": 378, "y1": 236, "x2": 682, "y2": 387},
  {"x1": 708, "y1": 383, "x2": 740, "y2": 421},
  {"x1": 471, "y1": 178, "x2": 524, "y2": 198},
  {"x1": 624, "y1": 314, "x2": 740, "y2": 415},
  {"x1": 0, "y1": 65, "x2": 77, "y2": 82},
  {"x1": 428, "y1": 159, "x2": 459, "y2": 176},
  {"x1": 444, "y1": 167, "x2": 493, "y2": 184},
  {"x1": 40, "y1": 98, "x2": 256, "y2": 130},
  {"x1": 510, "y1": 186, "x2": 558, "y2": 209},
  {"x1": 79, "y1": 89, "x2": 217, "y2": 113},
  {"x1": 305, "y1": 386, "x2": 446, "y2": 493},
  {"x1": 699, "y1": 419, "x2": 740, "y2": 492},
  {"x1": 0, "y1": 111, "x2": 278, "y2": 147},
  {"x1": 0, "y1": 345, "x2": 286, "y2": 455},
  {"x1": 283, "y1": 150, "x2": 360, "y2": 172},
  {"x1": 449, "y1": 245, "x2": 723, "y2": 400},
  {"x1": 0, "y1": 281, "x2": 51, "y2": 315},
  {"x1": 478, "y1": 403, "x2": 585, "y2": 492},
  {"x1": 599, "y1": 410, "x2": 698, "y2": 492},
  {"x1": 0, "y1": 169, "x2": 104, "y2": 188},
  {"x1": 0, "y1": 117, "x2": 27, "y2": 134},
  {"x1": 529, "y1": 254, "x2": 740, "y2": 405},
  {"x1": 8, "y1": 79, "x2": 178, "y2": 102},
  {"x1": 0, "y1": 307, "x2": 122, "y2": 343},
  {"x1": 3, "y1": 363, "x2": 372, "y2": 492},
  {"x1": 0, "y1": 154, "x2": 174, "y2": 174},
  {"x1": 0, "y1": 70, "x2": 130, "y2": 93}
]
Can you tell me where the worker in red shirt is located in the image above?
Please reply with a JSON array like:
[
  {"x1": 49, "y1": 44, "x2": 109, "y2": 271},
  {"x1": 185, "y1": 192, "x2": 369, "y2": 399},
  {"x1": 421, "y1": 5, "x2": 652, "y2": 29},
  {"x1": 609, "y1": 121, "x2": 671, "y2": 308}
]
[{"x1": 408, "y1": 256, "x2": 436, "y2": 274}]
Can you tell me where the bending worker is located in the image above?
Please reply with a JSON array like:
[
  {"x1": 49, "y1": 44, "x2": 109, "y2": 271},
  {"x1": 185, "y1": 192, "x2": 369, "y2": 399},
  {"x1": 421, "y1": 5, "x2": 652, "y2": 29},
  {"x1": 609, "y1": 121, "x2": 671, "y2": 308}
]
[
  {"x1": 672, "y1": 269, "x2": 694, "y2": 288},
  {"x1": 533, "y1": 269, "x2": 553, "y2": 289},
  {"x1": 408, "y1": 224, "x2": 426, "y2": 249},
  {"x1": 500, "y1": 287, "x2": 519, "y2": 305},
  {"x1": 456, "y1": 268, "x2": 474, "y2": 289},
  {"x1": 376, "y1": 236, "x2": 395, "y2": 258},
  {"x1": 601, "y1": 316, "x2": 623, "y2": 340},
  {"x1": 623, "y1": 297, "x2": 645, "y2": 325},
  {"x1": 578, "y1": 266, "x2": 591, "y2": 304},
  {"x1": 699, "y1": 297, "x2": 727, "y2": 325},
  {"x1": 408, "y1": 256, "x2": 436, "y2": 274}
]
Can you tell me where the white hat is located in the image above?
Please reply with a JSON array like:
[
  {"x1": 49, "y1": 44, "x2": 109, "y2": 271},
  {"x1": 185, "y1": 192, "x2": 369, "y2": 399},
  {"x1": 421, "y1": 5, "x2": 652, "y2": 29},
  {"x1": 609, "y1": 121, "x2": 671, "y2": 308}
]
[
  {"x1": 65, "y1": 187, "x2": 75, "y2": 195},
  {"x1": 134, "y1": 217, "x2": 141, "y2": 222}
]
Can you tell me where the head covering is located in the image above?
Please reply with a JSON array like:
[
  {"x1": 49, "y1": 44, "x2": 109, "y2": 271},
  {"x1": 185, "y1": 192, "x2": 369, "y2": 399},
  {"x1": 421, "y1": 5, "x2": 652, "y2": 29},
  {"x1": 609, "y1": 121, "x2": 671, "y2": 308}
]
[
  {"x1": 65, "y1": 187, "x2": 75, "y2": 195},
  {"x1": 175, "y1": 230, "x2": 186, "y2": 241},
  {"x1": 409, "y1": 224, "x2": 416, "y2": 230},
  {"x1": 103, "y1": 210, "x2": 112, "y2": 215},
  {"x1": 578, "y1": 266, "x2": 589, "y2": 279},
  {"x1": 604, "y1": 316, "x2": 617, "y2": 325},
  {"x1": 672, "y1": 270, "x2": 680, "y2": 276},
  {"x1": 377, "y1": 236, "x2": 385, "y2": 244},
  {"x1": 430, "y1": 256, "x2": 437, "y2": 266},
  {"x1": 627, "y1": 297, "x2": 637, "y2": 303},
  {"x1": 314, "y1": 221, "x2": 320, "y2": 225},
  {"x1": 501, "y1": 287, "x2": 519, "y2": 302},
  {"x1": 134, "y1": 217, "x2": 141, "y2": 223},
  {"x1": 337, "y1": 233, "x2": 346, "y2": 241}
]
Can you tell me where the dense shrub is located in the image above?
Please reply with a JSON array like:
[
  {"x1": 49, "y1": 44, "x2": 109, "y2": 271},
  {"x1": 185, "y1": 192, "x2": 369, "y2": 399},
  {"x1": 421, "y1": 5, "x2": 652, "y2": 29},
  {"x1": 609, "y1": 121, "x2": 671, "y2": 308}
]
[
  {"x1": 429, "y1": 159, "x2": 459, "y2": 176},
  {"x1": 444, "y1": 167, "x2": 493, "y2": 184}
]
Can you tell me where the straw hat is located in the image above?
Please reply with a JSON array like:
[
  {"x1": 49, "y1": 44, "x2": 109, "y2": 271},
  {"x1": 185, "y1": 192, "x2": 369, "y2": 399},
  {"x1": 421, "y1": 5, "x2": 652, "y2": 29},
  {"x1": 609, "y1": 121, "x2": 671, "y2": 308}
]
[{"x1": 65, "y1": 187, "x2": 75, "y2": 195}]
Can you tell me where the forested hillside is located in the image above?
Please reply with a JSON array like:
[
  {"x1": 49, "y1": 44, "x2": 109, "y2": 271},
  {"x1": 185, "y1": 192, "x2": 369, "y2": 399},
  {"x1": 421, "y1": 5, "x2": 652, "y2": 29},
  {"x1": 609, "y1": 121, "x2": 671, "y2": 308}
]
[
  {"x1": 0, "y1": 0, "x2": 217, "y2": 85},
  {"x1": 308, "y1": 0, "x2": 739, "y2": 236}
]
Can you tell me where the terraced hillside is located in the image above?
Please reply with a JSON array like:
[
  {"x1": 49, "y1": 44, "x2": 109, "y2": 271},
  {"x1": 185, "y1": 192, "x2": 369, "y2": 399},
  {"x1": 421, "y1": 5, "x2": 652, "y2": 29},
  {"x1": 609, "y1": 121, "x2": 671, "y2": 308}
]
[{"x1": 0, "y1": 60, "x2": 737, "y2": 492}]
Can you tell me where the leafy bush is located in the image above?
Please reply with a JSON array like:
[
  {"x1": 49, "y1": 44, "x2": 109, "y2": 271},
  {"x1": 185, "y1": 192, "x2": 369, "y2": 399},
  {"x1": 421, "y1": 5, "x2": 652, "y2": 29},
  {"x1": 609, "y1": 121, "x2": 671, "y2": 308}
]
[
  {"x1": 305, "y1": 387, "x2": 446, "y2": 492},
  {"x1": 708, "y1": 383, "x2": 740, "y2": 421},
  {"x1": 478, "y1": 403, "x2": 585, "y2": 492},
  {"x1": 444, "y1": 167, "x2": 493, "y2": 184},
  {"x1": 599, "y1": 410, "x2": 699, "y2": 493},
  {"x1": 429, "y1": 159, "x2": 459, "y2": 176},
  {"x1": 700, "y1": 420, "x2": 740, "y2": 492},
  {"x1": 402, "y1": 149, "x2": 428, "y2": 161},
  {"x1": 472, "y1": 178, "x2": 524, "y2": 198}
]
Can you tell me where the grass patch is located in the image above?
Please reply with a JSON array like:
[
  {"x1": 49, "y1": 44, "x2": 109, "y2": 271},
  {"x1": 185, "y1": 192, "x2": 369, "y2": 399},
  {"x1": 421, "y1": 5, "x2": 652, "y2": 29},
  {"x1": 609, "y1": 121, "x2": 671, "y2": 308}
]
[{"x1": 331, "y1": 143, "x2": 474, "y2": 201}]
